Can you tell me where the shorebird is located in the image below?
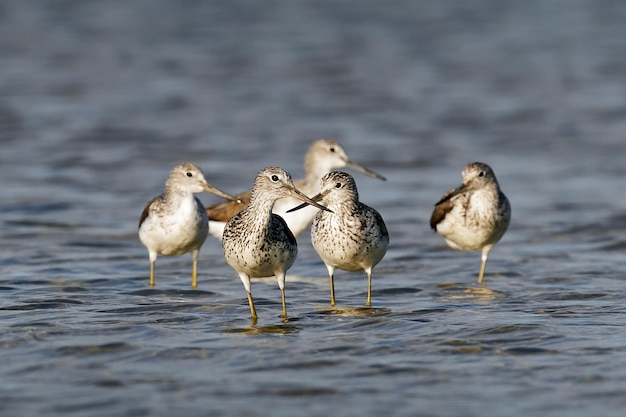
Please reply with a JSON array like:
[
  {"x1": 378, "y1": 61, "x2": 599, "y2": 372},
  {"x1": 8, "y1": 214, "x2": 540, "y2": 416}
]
[
  {"x1": 288, "y1": 171, "x2": 389, "y2": 307},
  {"x1": 206, "y1": 138, "x2": 385, "y2": 239},
  {"x1": 221, "y1": 166, "x2": 331, "y2": 321},
  {"x1": 429, "y1": 162, "x2": 511, "y2": 285},
  {"x1": 138, "y1": 162, "x2": 236, "y2": 289}
]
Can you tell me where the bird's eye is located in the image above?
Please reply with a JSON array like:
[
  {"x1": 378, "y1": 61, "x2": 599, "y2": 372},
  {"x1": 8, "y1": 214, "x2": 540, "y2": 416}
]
[
  {"x1": 478, "y1": 171, "x2": 484, "y2": 177},
  {"x1": 335, "y1": 182, "x2": 342, "y2": 188},
  {"x1": 271, "y1": 175, "x2": 279, "y2": 182},
  {"x1": 329, "y1": 147, "x2": 335, "y2": 153},
  {"x1": 186, "y1": 172, "x2": 193, "y2": 177}
]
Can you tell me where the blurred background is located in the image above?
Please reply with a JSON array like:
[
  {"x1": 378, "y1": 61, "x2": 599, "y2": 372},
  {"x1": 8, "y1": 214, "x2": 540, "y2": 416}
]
[{"x1": 1, "y1": 1, "x2": 625, "y2": 416}]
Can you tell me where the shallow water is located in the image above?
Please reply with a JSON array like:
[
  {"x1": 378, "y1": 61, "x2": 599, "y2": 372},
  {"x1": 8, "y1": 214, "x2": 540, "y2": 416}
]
[{"x1": 1, "y1": 1, "x2": 625, "y2": 416}]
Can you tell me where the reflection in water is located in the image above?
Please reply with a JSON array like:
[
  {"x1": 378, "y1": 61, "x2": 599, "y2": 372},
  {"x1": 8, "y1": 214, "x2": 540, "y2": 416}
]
[
  {"x1": 55, "y1": 342, "x2": 136, "y2": 356},
  {"x1": 434, "y1": 283, "x2": 506, "y2": 302},
  {"x1": 224, "y1": 322, "x2": 302, "y2": 336},
  {"x1": 314, "y1": 306, "x2": 392, "y2": 317}
]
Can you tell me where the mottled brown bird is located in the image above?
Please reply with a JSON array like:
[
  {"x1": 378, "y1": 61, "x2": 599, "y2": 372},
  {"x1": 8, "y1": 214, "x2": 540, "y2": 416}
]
[{"x1": 430, "y1": 162, "x2": 511, "y2": 285}]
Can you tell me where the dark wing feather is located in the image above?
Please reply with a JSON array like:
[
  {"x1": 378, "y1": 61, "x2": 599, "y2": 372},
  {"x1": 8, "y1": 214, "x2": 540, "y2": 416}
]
[
  {"x1": 372, "y1": 208, "x2": 389, "y2": 240},
  {"x1": 429, "y1": 189, "x2": 456, "y2": 231},
  {"x1": 272, "y1": 214, "x2": 297, "y2": 247}
]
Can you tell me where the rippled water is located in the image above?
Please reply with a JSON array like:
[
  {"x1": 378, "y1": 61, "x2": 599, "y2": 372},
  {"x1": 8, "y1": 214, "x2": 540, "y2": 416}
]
[{"x1": 1, "y1": 1, "x2": 625, "y2": 416}]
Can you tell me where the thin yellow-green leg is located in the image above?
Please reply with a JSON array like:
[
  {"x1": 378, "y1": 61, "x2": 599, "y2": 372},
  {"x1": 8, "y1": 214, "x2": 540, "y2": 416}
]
[
  {"x1": 148, "y1": 251, "x2": 157, "y2": 287},
  {"x1": 247, "y1": 291, "x2": 258, "y2": 320},
  {"x1": 326, "y1": 265, "x2": 336, "y2": 306},
  {"x1": 280, "y1": 288, "x2": 288, "y2": 319},
  {"x1": 149, "y1": 261, "x2": 155, "y2": 287},
  {"x1": 365, "y1": 268, "x2": 372, "y2": 307},
  {"x1": 477, "y1": 247, "x2": 490, "y2": 285},
  {"x1": 276, "y1": 272, "x2": 288, "y2": 318},
  {"x1": 191, "y1": 250, "x2": 199, "y2": 289},
  {"x1": 239, "y1": 273, "x2": 257, "y2": 322}
]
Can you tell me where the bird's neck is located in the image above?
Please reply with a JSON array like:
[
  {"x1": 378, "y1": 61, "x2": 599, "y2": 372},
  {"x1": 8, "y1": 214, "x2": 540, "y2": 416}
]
[
  {"x1": 304, "y1": 159, "x2": 332, "y2": 187},
  {"x1": 246, "y1": 194, "x2": 276, "y2": 225},
  {"x1": 162, "y1": 187, "x2": 195, "y2": 208},
  {"x1": 164, "y1": 183, "x2": 192, "y2": 197},
  {"x1": 467, "y1": 185, "x2": 500, "y2": 218},
  {"x1": 326, "y1": 198, "x2": 358, "y2": 214}
]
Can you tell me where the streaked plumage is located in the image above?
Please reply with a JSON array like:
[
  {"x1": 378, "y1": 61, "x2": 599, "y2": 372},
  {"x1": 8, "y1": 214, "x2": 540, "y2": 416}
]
[
  {"x1": 222, "y1": 166, "x2": 331, "y2": 321},
  {"x1": 289, "y1": 171, "x2": 389, "y2": 307},
  {"x1": 138, "y1": 162, "x2": 236, "y2": 289},
  {"x1": 207, "y1": 138, "x2": 385, "y2": 239},
  {"x1": 430, "y1": 162, "x2": 511, "y2": 285}
]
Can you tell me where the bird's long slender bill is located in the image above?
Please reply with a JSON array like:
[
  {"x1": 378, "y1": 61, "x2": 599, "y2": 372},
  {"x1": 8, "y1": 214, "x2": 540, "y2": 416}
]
[
  {"x1": 286, "y1": 192, "x2": 324, "y2": 213},
  {"x1": 289, "y1": 189, "x2": 331, "y2": 213},
  {"x1": 203, "y1": 183, "x2": 239, "y2": 202},
  {"x1": 345, "y1": 159, "x2": 386, "y2": 181}
]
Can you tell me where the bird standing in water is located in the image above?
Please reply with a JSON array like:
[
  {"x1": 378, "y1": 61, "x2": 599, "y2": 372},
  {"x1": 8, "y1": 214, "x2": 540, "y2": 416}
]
[
  {"x1": 222, "y1": 166, "x2": 331, "y2": 321},
  {"x1": 288, "y1": 171, "x2": 389, "y2": 307},
  {"x1": 139, "y1": 162, "x2": 236, "y2": 289},
  {"x1": 430, "y1": 162, "x2": 511, "y2": 285},
  {"x1": 207, "y1": 139, "x2": 385, "y2": 239}
]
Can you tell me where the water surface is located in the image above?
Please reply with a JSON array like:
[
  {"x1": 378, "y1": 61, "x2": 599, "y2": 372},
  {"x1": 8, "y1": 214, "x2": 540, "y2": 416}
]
[{"x1": 1, "y1": 1, "x2": 625, "y2": 416}]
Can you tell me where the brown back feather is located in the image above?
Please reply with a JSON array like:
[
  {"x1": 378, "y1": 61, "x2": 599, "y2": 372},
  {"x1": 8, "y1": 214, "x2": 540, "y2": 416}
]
[
  {"x1": 205, "y1": 191, "x2": 251, "y2": 222},
  {"x1": 429, "y1": 196, "x2": 454, "y2": 231}
]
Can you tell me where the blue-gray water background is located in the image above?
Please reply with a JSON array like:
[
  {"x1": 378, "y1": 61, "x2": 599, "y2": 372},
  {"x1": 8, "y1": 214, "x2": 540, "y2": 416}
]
[{"x1": 1, "y1": 1, "x2": 625, "y2": 416}]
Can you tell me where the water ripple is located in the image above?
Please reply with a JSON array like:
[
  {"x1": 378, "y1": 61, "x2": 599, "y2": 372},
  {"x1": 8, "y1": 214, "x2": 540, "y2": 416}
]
[
  {"x1": 55, "y1": 342, "x2": 137, "y2": 356},
  {"x1": 2, "y1": 1, "x2": 626, "y2": 416}
]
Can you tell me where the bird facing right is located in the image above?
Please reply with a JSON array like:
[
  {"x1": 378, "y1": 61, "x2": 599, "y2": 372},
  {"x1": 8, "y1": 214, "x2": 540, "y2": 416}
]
[
  {"x1": 138, "y1": 162, "x2": 236, "y2": 289},
  {"x1": 429, "y1": 162, "x2": 511, "y2": 285},
  {"x1": 221, "y1": 166, "x2": 330, "y2": 321},
  {"x1": 289, "y1": 171, "x2": 389, "y2": 307}
]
